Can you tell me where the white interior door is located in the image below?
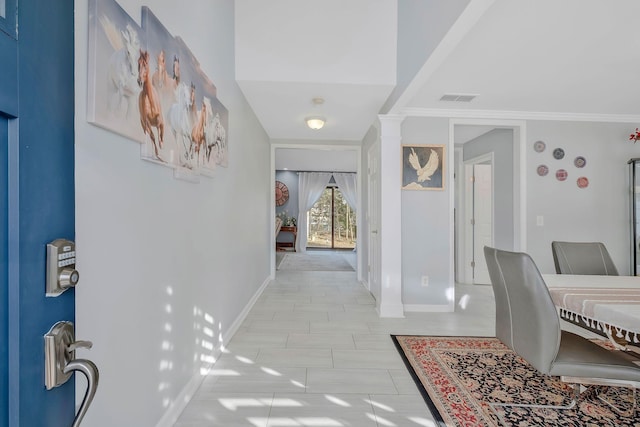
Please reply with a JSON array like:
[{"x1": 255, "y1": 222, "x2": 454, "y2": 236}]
[
  {"x1": 473, "y1": 163, "x2": 492, "y2": 284},
  {"x1": 367, "y1": 143, "x2": 381, "y2": 300}
]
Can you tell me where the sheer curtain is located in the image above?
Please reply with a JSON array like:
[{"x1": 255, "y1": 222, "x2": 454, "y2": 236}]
[
  {"x1": 332, "y1": 173, "x2": 357, "y2": 211},
  {"x1": 296, "y1": 172, "x2": 332, "y2": 252},
  {"x1": 333, "y1": 173, "x2": 357, "y2": 251}
]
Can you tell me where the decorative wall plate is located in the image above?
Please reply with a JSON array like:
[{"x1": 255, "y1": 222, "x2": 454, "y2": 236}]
[
  {"x1": 574, "y1": 156, "x2": 586, "y2": 168},
  {"x1": 275, "y1": 181, "x2": 289, "y2": 206},
  {"x1": 556, "y1": 169, "x2": 568, "y2": 181},
  {"x1": 533, "y1": 140, "x2": 546, "y2": 153},
  {"x1": 553, "y1": 148, "x2": 565, "y2": 160},
  {"x1": 536, "y1": 165, "x2": 549, "y2": 176},
  {"x1": 577, "y1": 176, "x2": 589, "y2": 188}
]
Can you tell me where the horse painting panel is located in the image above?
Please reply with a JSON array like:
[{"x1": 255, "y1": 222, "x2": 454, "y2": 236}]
[
  {"x1": 105, "y1": 21, "x2": 140, "y2": 118},
  {"x1": 88, "y1": 0, "x2": 146, "y2": 142},
  {"x1": 137, "y1": 50, "x2": 165, "y2": 160},
  {"x1": 167, "y1": 82, "x2": 195, "y2": 167},
  {"x1": 88, "y1": 0, "x2": 229, "y2": 180}
]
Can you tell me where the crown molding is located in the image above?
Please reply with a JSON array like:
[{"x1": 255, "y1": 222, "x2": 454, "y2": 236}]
[
  {"x1": 400, "y1": 108, "x2": 640, "y2": 124},
  {"x1": 377, "y1": 113, "x2": 406, "y2": 122}
]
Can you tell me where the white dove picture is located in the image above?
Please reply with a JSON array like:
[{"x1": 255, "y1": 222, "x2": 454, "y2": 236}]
[{"x1": 408, "y1": 147, "x2": 439, "y2": 182}]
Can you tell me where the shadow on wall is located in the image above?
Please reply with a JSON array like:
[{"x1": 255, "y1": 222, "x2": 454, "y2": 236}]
[{"x1": 159, "y1": 284, "x2": 221, "y2": 410}]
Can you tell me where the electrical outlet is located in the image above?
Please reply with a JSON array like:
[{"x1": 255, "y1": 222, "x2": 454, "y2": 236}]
[{"x1": 421, "y1": 276, "x2": 429, "y2": 287}]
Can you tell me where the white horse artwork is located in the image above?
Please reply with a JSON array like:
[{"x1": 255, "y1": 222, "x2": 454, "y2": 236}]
[
  {"x1": 204, "y1": 103, "x2": 227, "y2": 167},
  {"x1": 167, "y1": 82, "x2": 195, "y2": 166},
  {"x1": 88, "y1": 0, "x2": 230, "y2": 179},
  {"x1": 99, "y1": 16, "x2": 141, "y2": 118}
]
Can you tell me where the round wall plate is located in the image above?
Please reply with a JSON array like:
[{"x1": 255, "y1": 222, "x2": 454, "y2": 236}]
[
  {"x1": 574, "y1": 156, "x2": 586, "y2": 168},
  {"x1": 537, "y1": 165, "x2": 549, "y2": 176},
  {"x1": 553, "y1": 148, "x2": 565, "y2": 160},
  {"x1": 533, "y1": 140, "x2": 546, "y2": 153},
  {"x1": 577, "y1": 176, "x2": 589, "y2": 188},
  {"x1": 556, "y1": 169, "x2": 568, "y2": 181}
]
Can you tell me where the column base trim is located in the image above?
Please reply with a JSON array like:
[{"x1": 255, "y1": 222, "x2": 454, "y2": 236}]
[{"x1": 377, "y1": 302, "x2": 405, "y2": 318}]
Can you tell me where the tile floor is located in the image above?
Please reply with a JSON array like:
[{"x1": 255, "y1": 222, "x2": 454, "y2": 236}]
[{"x1": 175, "y1": 262, "x2": 496, "y2": 426}]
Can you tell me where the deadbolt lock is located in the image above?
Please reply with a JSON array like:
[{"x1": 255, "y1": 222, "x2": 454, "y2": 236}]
[{"x1": 46, "y1": 239, "x2": 79, "y2": 297}]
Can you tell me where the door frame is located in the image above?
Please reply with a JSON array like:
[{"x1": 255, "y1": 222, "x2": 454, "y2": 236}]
[
  {"x1": 270, "y1": 143, "x2": 363, "y2": 281},
  {"x1": 451, "y1": 119, "x2": 527, "y2": 285},
  {"x1": 463, "y1": 153, "x2": 494, "y2": 284},
  {"x1": 367, "y1": 141, "x2": 380, "y2": 297},
  {"x1": 1, "y1": 1, "x2": 77, "y2": 424}
]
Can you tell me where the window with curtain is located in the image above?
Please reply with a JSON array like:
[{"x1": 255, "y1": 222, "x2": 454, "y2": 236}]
[{"x1": 307, "y1": 186, "x2": 356, "y2": 249}]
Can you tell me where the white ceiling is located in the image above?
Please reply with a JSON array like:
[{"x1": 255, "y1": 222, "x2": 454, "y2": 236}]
[
  {"x1": 235, "y1": 0, "x2": 396, "y2": 142},
  {"x1": 400, "y1": 0, "x2": 640, "y2": 118},
  {"x1": 235, "y1": 0, "x2": 640, "y2": 169}
]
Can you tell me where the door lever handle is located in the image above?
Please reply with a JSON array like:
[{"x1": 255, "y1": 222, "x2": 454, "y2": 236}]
[
  {"x1": 67, "y1": 340, "x2": 93, "y2": 352},
  {"x1": 64, "y1": 359, "x2": 99, "y2": 427},
  {"x1": 44, "y1": 321, "x2": 99, "y2": 426}
]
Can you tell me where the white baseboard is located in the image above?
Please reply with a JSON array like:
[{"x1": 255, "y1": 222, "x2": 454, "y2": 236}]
[
  {"x1": 404, "y1": 303, "x2": 454, "y2": 312},
  {"x1": 155, "y1": 275, "x2": 272, "y2": 427},
  {"x1": 154, "y1": 365, "x2": 211, "y2": 427},
  {"x1": 222, "y1": 276, "x2": 271, "y2": 344}
]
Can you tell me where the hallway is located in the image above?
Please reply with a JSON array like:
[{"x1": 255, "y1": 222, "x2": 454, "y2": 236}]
[{"x1": 175, "y1": 266, "x2": 495, "y2": 426}]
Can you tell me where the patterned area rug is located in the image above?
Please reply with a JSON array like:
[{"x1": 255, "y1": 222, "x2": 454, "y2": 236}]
[
  {"x1": 392, "y1": 335, "x2": 639, "y2": 426},
  {"x1": 277, "y1": 253, "x2": 354, "y2": 271}
]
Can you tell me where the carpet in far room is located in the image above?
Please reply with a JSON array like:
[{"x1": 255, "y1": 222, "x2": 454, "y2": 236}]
[{"x1": 277, "y1": 251, "x2": 355, "y2": 271}]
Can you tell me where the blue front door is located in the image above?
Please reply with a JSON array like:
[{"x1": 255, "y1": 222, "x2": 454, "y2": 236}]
[
  {"x1": 1, "y1": 1, "x2": 77, "y2": 426},
  {"x1": 1, "y1": 114, "x2": 9, "y2": 426}
]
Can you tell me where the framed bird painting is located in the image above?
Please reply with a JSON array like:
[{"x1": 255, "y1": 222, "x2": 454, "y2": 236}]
[{"x1": 401, "y1": 144, "x2": 445, "y2": 190}]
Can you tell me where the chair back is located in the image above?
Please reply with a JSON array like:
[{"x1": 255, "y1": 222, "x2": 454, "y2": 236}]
[
  {"x1": 484, "y1": 246, "x2": 513, "y2": 348},
  {"x1": 484, "y1": 246, "x2": 561, "y2": 374},
  {"x1": 551, "y1": 241, "x2": 618, "y2": 275}
]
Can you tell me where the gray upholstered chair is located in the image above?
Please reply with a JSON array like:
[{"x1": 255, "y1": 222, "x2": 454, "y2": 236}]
[
  {"x1": 484, "y1": 247, "x2": 513, "y2": 349},
  {"x1": 484, "y1": 246, "x2": 640, "y2": 415},
  {"x1": 551, "y1": 241, "x2": 618, "y2": 275}
]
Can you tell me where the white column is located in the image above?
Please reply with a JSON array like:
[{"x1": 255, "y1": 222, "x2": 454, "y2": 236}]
[{"x1": 378, "y1": 114, "x2": 405, "y2": 318}]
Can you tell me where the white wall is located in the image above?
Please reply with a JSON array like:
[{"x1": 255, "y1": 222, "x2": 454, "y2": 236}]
[
  {"x1": 526, "y1": 121, "x2": 636, "y2": 274},
  {"x1": 275, "y1": 147, "x2": 358, "y2": 172},
  {"x1": 381, "y1": 0, "x2": 470, "y2": 113},
  {"x1": 361, "y1": 116, "x2": 636, "y2": 316},
  {"x1": 360, "y1": 117, "x2": 456, "y2": 311},
  {"x1": 401, "y1": 117, "x2": 453, "y2": 308},
  {"x1": 74, "y1": 1, "x2": 271, "y2": 426},
  {"x1": 402, "y1": 118, "x2": 638, "y2": 299}
]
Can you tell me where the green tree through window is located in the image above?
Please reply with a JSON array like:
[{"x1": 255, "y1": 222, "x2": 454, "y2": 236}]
[{"x1": 308, "y1": 187, "x2": 356, "y2": 249}]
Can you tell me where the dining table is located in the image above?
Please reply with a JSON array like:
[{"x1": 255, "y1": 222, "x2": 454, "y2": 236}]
[{"x1": 542, "y1": 274, "x2": 640, "y2": 352}]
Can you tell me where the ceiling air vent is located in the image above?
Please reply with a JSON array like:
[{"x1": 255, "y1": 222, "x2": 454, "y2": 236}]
[{"x1": 439, "y1": 93, "x2": 478, "y2": 102}]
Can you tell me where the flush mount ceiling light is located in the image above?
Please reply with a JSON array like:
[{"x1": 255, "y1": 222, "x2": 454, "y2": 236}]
[{"x1": 306, "y1": 116, "x2": 326, "y2": 130}]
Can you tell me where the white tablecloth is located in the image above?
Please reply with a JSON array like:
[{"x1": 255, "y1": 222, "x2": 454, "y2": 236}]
[{"x1": 543, "y1": 274, "x2": 640, "y2": 343}]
